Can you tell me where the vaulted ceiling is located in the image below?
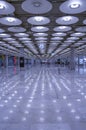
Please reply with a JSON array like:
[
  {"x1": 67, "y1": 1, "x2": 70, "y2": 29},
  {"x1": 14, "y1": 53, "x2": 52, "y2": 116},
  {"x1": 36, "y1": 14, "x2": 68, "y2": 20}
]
[{"x1": 0, "y1": 0, "x2": 86, "y2": 60}]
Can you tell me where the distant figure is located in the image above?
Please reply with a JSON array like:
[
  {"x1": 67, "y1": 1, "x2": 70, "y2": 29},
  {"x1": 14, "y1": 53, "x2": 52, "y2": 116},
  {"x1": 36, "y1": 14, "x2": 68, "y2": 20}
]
[{"x1": 58, "y1": 67, "x2": 60, "y2": 74}]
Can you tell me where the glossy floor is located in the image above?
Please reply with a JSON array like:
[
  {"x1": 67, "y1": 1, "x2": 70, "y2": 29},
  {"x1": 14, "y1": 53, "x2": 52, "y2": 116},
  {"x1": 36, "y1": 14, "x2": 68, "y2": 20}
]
[{"x1": 0, "y1": 65, "x2": 86, "y2": 130}]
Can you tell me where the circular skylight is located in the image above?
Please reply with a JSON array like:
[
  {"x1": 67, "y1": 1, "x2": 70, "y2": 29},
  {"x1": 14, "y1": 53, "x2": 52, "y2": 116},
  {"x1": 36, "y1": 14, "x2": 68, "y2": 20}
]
[
  {"x1": 31, "y1": 26, "x2": 49, "y2": 32},
  {"x1": 35, "y1": 37, "x2": 47, "y2": 40},
  {"x1": 56, "y1": 16, "x2": 79, "y2": 25},
  {"x1": 14, "y1": 33, "x2": 29, "y2": 37},
  {"x1": 52, "y1": 33, "x2": 67, "y2": 36},
  {"x1": 22, "y1": 0, "x2": 52, "y2": 14},
  {"x1": 51, "y1": 37, "x2": 63, "y2": 40},
  {"x1": 8, "y1": 27, "x2": 26, "y2": 32},
  {"x1": 60, "y1": 0, "x2": 86, "y2": 14},
  {"x1": 0, "y1": 1, "x2": 15, "y2": 14},
  {"x1": 39, "y1": 43, "x2": 45, "y2": 49},
  {"x1": 0, "y1": 28, "x2": 5, "y2": 33},
  {"x1": 50, "y1": 41, "x2": 61, "y2": 43},
  {"x1": 0, "y1": 33, "x2": 11, "y2": 38},
  {"x1": 64, "y1": 40, "x2": 75, "y2": 43},
  {"x1": 82, "y1": 38, "x2": 86, "y2": 41},
  {"x1": 54, "y1": 26, "x2": 72, "y2": 32},
  {"x1": 22, "y1": 41, "x2": 32, "y2": 43},
  {"x1": 67, "y1": 37, "x2": 79, "y2": 40},
  {"x1": 75, "y1": 42, "x2": 83, "y2": 45},
  {"x1": 36, "y1": 41, "x2": 47, "y2": 43},
  {"x1": 0, "y1": 41, "x2": 6, "y2": 44},
  {"x1": 3, "y1": 38, "x2": 15, "y2": 41},
  {"x1": 8, "y1": 41, "x2": 19, "y2": 44},
  {"x1": 0, "y1": 17, "x2": 22, "y2": 26},
  {"x1": 27, "y1": 16, "x2": 50, "y2": 25},
  {"x1": 22, "y1": 41, "x2": 32, "y2": 44},
  {"x1": 71, "y1": 33, "x2": 85, "y2": 36},
  {"x1": 83, "y1": 19, "x2": 86, "y2": 25},
  {"x1": 78, "y1": 40, "x2": 85, "y2": 43},
  {"x1": 76, "y1": 26, "x2": 86, "y2": 32},
  {"x1": 18, "y1": 38, "x2": 31, "y2": 41},
  {"x1": 33, "y1": 33, "x2": 48, "y2": 36},
  {"x1": 70, "y1": 3, "x2": 80, "y2": 9}
]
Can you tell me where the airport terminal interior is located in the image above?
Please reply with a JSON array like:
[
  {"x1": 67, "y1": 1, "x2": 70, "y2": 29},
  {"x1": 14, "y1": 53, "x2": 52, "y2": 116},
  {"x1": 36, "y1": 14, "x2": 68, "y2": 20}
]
[{"x1": 0, "y1": 0, "x2": 86, "y2": 130}]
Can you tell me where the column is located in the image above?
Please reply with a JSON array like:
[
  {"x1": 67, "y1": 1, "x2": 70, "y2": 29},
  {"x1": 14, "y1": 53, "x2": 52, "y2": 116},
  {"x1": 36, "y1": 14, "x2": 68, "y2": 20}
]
[
  {"x1": 6, "y1": 55, "x2": 8, "y2": 68},
  {"x1": 6, "y1": 55, "x2": 9, "y2": 78},
  {"x1": 70, "y1": 46, "x2": 75, "y2": 70},
  {"x1": 19, "y1": 48, "x2": 25, "y2": 68},
  {"x1": 17, "y1": 57, "x2": 20, "y2": 67}
]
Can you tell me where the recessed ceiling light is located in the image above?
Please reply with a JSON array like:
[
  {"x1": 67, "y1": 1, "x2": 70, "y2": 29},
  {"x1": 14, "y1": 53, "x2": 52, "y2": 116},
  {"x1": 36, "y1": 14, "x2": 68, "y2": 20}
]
[
  {"x1": 22, "y1": 0, "x2": 52, "y2": 14},
  {"x1": 76, "y1": 26, "x2": 86, "y2": 32},
  {"x1": 0, "y1": 1, "x2": 15, "y2": 14},
  {"x1": 36, "y1": 26, "x2": 44, "y2": 29},
  {"x1": 59, "y1": 26, "x2": 66, "y2": 29},
  {"x1": 27, "y1": 16, "x2": 50, "y2": 25},
  {"x1": 71, "y1": 32, "x2": 85, "y2": 36},
  {"x1": 0, "y1": 33, "x2": 11, "y2": 37},
  {"x1": 57, "y1": 33, "x2": 63, "y2": 35},
  {"x1": 63, "y1": 16, "x2": 72, "y2": 21},
  {"x1": 83, "y1": 19, "x2": 86, "y2": 25},
  {"x1": 36, "y1": 40, "x2": 47, "y2": 43},
  {"x1": 33, "y1": 33, "x2": 48, "y2": 36},
  {"x1": 69, "y1": 3, "x2": 80, "y2": 9},
  {"x1": 33, "y1": 1, "x2": 41, "y2": 7},
  {"x1": 7, "y1": 17, "x2": 15, "y2": 22},
  {"x1": 68, "y1": 36, "x2": 79, "y2": 40},
  {"x1": 0, "y1": 17, "x2": 22, "y2": 25},
  {"x1": 35, "y1": 37, "x2": 47, "y2": 40},
  {"x1": 54, "y1": 26, "x2": 72, "y2": 32},
  {"x1": 60, "y1": 0, "x2": 86, "y2": 14},
  {"x1": 52, "y1": 32, "x2": 67, "y2": 36},
  {"x1": 0, "y1": 28, "x2": 5, "y2": 33},
  {"x1": 51, "y1": 37, "x2": 63, "y2": 40},
  {"x1": 56, "y1": 16, "x2": 78, "y2": 25},
  {"x1": 8, "y1": 27, "x2": 26, "y2": 32},
  {"x1": 14, "y1": 33, "x2": 28, "y2": 37},
  {"x1": 34, "y1": 16, "x2": 44, "y2": 21},
  {"x1": 31, "y1": 26, "x2": 49, "y2": 32},
  {"x1": 39, "y1": 44, "x2": 45, "y2": 49},
  {"x1": 0, "y1": 3, "x2": 5, "y2": 10}
]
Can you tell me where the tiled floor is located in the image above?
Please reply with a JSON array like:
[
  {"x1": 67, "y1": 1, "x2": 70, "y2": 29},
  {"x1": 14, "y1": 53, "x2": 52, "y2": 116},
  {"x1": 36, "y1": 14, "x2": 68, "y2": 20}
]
[{"x1": 0, "y1": 65, "x2": 86, "y2": 130}]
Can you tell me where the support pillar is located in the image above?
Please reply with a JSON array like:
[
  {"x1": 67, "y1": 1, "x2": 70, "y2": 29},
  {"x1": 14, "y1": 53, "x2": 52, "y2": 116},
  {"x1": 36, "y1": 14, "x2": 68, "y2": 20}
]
[
  {"x1": 70, "y1": 46, "x2": 75, "y2": 70},
  {"x1": 17, "y1": 57, "x2": 20, "y2": 67},
  {"x1": 6, "y1": 55, "x2": 8, "y2": 68},
  {"x1": 19, "y1": 48, "x2": 25, "y2": 69}
]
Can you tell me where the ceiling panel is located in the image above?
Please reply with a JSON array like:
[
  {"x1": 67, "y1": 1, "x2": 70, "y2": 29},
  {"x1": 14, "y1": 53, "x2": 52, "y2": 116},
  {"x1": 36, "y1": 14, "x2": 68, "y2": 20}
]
[{"x1": 0, "y1": 0, "x2": 86, "y2": 59}]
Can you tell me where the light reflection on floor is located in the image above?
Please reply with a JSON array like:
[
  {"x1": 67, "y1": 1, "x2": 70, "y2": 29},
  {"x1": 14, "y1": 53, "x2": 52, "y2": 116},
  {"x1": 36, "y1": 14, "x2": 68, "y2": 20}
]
[{"x1": 0, "y1": 65, "x2": 86, "y2": 130}]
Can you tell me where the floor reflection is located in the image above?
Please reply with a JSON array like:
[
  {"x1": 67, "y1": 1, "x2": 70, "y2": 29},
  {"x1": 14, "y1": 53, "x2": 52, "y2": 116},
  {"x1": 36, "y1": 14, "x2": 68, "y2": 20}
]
[{"x1": 0, "y1": 65, "x2": 86, "y2": 130}]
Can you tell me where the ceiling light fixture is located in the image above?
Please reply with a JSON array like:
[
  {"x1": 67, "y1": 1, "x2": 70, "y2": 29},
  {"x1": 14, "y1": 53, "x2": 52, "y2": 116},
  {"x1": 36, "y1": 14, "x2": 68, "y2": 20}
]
[
  {"x1": 63, "y1": 16, "x2": 72, "y2": 21},
  {"x1": 22, "y1": 0, "x2": 52, "y2": 14},
  {"x1": 0, "y1": 3, "x2": 5, "y2": 10},
  {"x1": 33, "y1": 1, "x2": 41, "y2": 7},
  {"x1": 37, "y1": 33, "x2": 46, "y2": 35},
  {"x1": 7, "y1": 17, "x2": 15, "y2": 22},
  {"x1": 34, "y1": 16, "x2": 44, "y2": 22},
  {"x1": 59, "y1": 26, "x2": 66, "y2": 29},
  {"x1": 36, "y1": 26, "x2": 44, "y2": 29},
  {"x1": 39, "y1": 44, "x2": 44, "y2": 49},
  {"x1": 69, "y1": 3, "x2": 80, "y2": 9},
  {"x1": 56, "y1": 33, "x2": 63, "y2": 35}
]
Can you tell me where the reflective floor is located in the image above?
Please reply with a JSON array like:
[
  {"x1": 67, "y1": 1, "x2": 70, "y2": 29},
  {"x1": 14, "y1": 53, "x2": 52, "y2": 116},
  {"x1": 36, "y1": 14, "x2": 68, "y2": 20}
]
[{"x1": 0, "y1": 65, "x2": 86, "y2": 130}]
